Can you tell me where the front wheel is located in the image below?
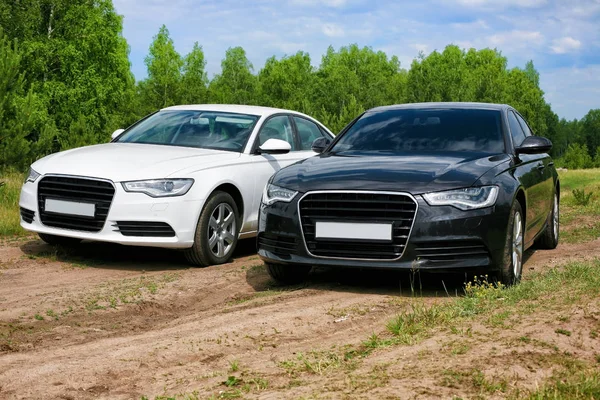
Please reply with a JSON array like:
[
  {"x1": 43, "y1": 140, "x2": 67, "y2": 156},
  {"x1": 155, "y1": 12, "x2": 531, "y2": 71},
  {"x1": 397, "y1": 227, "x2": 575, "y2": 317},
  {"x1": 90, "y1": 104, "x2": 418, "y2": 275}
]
[
  {"x1": 497, "y1": 201, "x2": 524, "y2": 286},
  {"x1": 536, "y1": 192, "x2": 559, "y2": 249},
  {"x1": 184, "y1": 191, "x2": 240, "y2": 267}
]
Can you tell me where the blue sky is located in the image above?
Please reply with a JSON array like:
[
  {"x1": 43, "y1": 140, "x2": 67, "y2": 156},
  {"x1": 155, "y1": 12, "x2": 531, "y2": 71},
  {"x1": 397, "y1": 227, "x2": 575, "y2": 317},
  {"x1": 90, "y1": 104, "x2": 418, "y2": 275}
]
[{"x1": 113, "y1": 0, "x2": 600, "y2": 120}]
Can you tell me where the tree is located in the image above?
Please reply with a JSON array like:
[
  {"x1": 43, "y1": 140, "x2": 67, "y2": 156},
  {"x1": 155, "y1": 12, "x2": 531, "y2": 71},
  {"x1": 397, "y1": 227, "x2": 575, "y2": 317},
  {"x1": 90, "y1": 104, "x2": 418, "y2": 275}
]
[
  {"x1": 313, "y1": 44, "x2": 406, "y2": 124},
  {"x1": 581, "y1": 109, "x2": 600, "y2": 158},
  {"x1": 0, "y1": 30, "x2": 54, "y2": 169},
  {"x1": 181, "y1": 42, "x2": 208, "y2": 104},
  {"x1": 561, "y1": 143, "x2": 593, "y2": 169},
  {"x1": 139, "y1": 25, "x2": 183, "y2": 113},
  {"x1": 257, "y1": 51, "x2": 314, "y2": 112},
  {"x1": 209, "y1": 47, "x2": 257, "y2": 104},
  {"x1": 0, "y1": 0, "x2": 135, "y2": 150}
]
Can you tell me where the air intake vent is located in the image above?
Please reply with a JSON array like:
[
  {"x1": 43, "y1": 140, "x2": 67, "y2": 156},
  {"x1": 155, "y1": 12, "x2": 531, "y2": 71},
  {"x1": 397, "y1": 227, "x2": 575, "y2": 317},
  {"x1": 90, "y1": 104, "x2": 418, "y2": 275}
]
[
  {"x1": 414, "y1": 240, "x2": 490, "y2": 263},
  {"x1": 114, "y1": 221, "x2": 176, "y2": 237},
  {"x1": 20, "y1": 207, "x2": 35, "y2": 224},
  {"x1": 258, "y1": 232, "x2": 298, "y2": 255}
]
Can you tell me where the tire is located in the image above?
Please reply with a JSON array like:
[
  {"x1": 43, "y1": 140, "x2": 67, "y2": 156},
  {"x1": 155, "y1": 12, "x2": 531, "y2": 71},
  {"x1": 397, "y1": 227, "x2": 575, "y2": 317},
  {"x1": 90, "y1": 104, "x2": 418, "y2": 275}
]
[
  {"x1": 497, "y1": 201, "x2": 525, "y2": 286},
  {"x1": 536, "y1": 191, "x2": 559, "y2": 249},
  {"x1": 184, "y1": 191, "x2": 240, "y2": 267},
  {"x1": 38, "y1": 233, "x2": 82, "y2": 246},
  {"x1": 265, "y1": 262, "x2": 311, "y2": 284}
]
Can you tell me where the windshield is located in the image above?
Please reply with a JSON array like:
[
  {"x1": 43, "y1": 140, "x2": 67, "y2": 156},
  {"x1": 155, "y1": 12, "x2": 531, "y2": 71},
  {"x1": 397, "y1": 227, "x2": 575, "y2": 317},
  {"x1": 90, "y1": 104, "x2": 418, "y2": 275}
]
[
  {"x1": 116, "y1": 110, "x2": 260, "y2": 152},
  {"x1": 330, "y1": 108, "x2": 505, "y2": 155}
]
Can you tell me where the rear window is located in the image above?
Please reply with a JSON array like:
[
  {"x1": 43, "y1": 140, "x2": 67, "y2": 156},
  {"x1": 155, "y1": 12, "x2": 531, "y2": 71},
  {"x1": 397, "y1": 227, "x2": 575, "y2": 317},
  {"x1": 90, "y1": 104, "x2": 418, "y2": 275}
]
[{"x1": 330, "y1": 108, "x2": 505, "y2": 154}]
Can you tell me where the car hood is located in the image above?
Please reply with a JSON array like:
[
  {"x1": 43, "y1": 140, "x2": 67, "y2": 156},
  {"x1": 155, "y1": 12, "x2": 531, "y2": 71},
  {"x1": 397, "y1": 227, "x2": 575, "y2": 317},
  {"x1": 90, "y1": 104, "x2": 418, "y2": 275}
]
[
  {"x1": 32, "y1": 143, "x2": 241, "y2": 182},
  {"x1": 272, "y1": 151, "x2": 510, "y2": 195}
]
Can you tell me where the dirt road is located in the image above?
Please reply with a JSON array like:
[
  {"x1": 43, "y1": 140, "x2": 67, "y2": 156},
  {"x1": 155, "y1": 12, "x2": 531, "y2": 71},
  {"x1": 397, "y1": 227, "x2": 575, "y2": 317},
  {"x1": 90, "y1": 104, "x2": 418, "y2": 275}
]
[{"x1": 0, "y1": 236, "x2": 599, "y2": 399}]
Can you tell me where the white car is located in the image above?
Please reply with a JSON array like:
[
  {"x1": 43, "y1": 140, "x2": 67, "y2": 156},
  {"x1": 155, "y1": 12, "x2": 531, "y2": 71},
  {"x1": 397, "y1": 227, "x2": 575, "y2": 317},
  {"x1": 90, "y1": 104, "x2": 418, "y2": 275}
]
[{"x1": 19, "y1": 105, "x2": 334, "y2": 266}]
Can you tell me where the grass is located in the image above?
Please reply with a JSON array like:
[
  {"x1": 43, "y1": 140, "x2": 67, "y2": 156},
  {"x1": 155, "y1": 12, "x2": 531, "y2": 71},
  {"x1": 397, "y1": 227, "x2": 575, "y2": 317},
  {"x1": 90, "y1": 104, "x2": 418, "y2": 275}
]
[
  {"x1": 275, "y1": 259, "x2": 600, "y2": 396},
  {"x1": 0, "y1": 171, "x2": 27, "y2": 236},
  {"x1": 558, "y1": 168, "x2": 600, "y2": 243}
]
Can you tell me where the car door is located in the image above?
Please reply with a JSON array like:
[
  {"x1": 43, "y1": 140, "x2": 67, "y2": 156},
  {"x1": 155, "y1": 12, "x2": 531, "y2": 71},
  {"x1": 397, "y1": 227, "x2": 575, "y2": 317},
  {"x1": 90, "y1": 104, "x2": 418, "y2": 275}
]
[
  {"x1": 507, "y1": 110, "x2": 546, "y2": 245},
  {"x1": 246, "y1": 114, "x2": 316, "y2": 231},
  {"x1": 515, "y1": 112, "x2": 554, "y2": 223}
]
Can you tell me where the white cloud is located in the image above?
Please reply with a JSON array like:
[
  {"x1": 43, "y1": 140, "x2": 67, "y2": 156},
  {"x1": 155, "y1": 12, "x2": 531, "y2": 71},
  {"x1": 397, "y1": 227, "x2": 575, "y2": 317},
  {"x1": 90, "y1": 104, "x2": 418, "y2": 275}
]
[
  {"x1": 451, "y1": 19, "x2": 489, "y2": 30},
  {"x1": 411, "y1": 43, "x2": 429, "y2": 53},
  {"x1": 487, "y1": 30, "x2": 544, "y2": 47},
  {"x1": 541, "y1": 65, "x2": 600, "y2": 119},
  {"x1": 551, "y1": 37, "x2": 582, "y2": 54},
  {"x1": 322, "y1": 23, "x2": 345, "y2": 37},
  {"x1": 452, "y1": 0, "x2": 547, "y2": 8},
  {"x1": 291, "y1": 0, "x2": 348, "y2": 7}
]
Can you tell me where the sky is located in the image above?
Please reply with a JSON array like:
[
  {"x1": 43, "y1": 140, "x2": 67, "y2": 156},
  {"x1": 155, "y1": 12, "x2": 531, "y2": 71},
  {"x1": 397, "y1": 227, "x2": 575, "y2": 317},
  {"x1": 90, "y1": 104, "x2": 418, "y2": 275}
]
[{"x1": 113, "y1": 0, "x2": 600, "y2": 120}]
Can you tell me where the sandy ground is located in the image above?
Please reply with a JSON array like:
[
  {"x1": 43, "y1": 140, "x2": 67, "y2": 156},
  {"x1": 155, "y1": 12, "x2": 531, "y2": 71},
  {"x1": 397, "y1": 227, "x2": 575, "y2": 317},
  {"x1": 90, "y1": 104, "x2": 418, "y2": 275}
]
[{"x1": 0, "y1": 235, "x2": 599, "y2": 399}]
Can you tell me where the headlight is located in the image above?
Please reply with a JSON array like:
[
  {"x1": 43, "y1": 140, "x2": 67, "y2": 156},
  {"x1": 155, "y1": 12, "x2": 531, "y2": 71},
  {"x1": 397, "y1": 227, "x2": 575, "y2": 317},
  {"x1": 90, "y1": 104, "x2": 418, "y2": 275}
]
[
  {"x1": 423, "y1": 186, "x2": 499, "y2": 210},
  {"x1": 262, "y1": 183, "x2": 298, "y2": 205},
  {"x1": 122, "y1": 179, "x2": 194, "y2": 197},
  {"x1": 25, "y1": 168, "x2": 41, "y2": 183}
]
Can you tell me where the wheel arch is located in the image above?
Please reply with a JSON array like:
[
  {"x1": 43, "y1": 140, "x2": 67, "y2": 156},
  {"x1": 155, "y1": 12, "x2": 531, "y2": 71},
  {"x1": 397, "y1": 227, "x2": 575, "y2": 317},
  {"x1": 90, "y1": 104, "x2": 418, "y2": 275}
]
[
  {"x1": 211, "y1": 183, "x2": 244, "y2": 221},
  {"x1": 515, "y1": 188, "x2": 526, "y2": 225}
]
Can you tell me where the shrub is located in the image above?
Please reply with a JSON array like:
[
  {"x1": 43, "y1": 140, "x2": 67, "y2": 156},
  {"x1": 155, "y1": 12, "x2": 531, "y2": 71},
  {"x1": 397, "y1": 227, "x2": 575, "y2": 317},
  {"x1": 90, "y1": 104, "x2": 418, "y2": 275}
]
[
  {"x1": 573, "y1": 188, "x2": 593, "y2": 206},
  {"x1": 561, "y1": 143, "x2": 593, "y2": 169}
]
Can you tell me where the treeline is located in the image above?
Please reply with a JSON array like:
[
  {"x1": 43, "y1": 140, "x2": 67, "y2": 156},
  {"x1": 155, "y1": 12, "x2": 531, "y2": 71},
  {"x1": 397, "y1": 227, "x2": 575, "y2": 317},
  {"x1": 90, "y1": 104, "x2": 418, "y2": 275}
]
[{"x1": 0, "y1": 0, "x2": 598, "y2": 171}]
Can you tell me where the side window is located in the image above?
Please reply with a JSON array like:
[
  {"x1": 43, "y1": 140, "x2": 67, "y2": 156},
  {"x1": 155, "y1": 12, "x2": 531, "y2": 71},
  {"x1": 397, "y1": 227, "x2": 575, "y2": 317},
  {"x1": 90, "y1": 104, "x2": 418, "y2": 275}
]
[
  {"x1": 293, "y1": 117, "x2": 325, "y2": 150},
  {"x1": 515, "y1": 113, "x2": 533, "y2": 137},
  {"x1": 258, "y1": 116, "x2": 295, "y2": 151},
  {"x1": 508, "y1": 111, "x2": 526, "y2": 148}
]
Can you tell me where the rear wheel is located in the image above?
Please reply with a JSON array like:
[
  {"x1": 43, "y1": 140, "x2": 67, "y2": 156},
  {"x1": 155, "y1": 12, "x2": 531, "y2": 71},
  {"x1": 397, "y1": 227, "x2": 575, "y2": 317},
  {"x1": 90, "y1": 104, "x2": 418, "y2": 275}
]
[
  {"x1": 184, "y1": 191, "x2": 239, "y2": 267},
  {"x1": 537, "y1": 192, "x2": 559, "y2": 249},
  {"x1": 265, "y1": 262, "x2": 311, "y2": 284},
  {"x1": 38, "y1": 233, "x2": 81, "y2": 246},
  {"x1": 497, "y1": 201, "x2": 524, "y2": 286}
]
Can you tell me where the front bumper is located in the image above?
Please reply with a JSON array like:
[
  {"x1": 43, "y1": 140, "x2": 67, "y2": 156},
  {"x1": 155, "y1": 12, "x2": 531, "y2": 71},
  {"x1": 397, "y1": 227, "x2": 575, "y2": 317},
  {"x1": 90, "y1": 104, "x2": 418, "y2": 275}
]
[
  {"x1": 257, "y1": 194, "x2": 510, "y2": 271},
  {"x1": 19, "y1": 177, "x2": 204, "y2": 248}
]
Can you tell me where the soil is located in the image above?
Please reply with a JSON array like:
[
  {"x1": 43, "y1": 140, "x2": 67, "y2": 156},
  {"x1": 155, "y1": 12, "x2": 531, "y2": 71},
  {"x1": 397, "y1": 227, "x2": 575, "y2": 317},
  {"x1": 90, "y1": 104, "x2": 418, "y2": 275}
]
[{"x1": 0, "y1": 236, "x2": 599, "y2": 399}]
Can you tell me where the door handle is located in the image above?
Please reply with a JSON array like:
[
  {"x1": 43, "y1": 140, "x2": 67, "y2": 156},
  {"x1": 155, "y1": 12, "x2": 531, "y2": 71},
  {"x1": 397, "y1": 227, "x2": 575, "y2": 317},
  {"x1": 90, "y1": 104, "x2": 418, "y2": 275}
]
[
  {"x1": 548, "y1": 161, "x2": 554, "y2": 167},
  {"x1": 537, "y1": 164, "x2": 545, "y2": 170}
]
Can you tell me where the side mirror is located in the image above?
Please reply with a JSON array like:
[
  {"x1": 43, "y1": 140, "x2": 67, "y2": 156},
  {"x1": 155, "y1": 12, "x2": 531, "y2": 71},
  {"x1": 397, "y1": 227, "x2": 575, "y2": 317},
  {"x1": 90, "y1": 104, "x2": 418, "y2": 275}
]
[
  {"x1": 258, "y1": 138, "x2": 291, "y2": 155},
  {"x1": 515, "y1": 136, "x2": 552, "y2": 155},
  {"x1": 311, "y1": 137, "x2": 331, "y2": 154},
  {"x1": 111, "y1": 128, "x2": 125, "y2": 140}
]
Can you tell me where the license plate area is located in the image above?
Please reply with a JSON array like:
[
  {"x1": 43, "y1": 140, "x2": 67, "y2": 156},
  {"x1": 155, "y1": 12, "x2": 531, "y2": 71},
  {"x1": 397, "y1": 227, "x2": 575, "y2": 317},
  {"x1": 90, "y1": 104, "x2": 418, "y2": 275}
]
[
  {"x1": 315, "y1": 221, "x2": 392, "y2": 242},
  {"x1": 44, "y1": 198, "x2": 95, "y2": 218}
]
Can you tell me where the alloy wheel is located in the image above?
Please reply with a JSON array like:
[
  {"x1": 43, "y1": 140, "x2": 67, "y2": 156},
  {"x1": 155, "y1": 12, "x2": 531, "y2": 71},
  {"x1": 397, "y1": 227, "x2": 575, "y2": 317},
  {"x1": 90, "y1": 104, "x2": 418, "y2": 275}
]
[
  {"x1": 553, "y1": 195, "x2": 559, "y2": 240},
  {"x1": 512, "y1": 211, "x2": 523, "y2": 280},
  {"x1": 207, "y1": 203, "x2": 236, "y2": 258}
]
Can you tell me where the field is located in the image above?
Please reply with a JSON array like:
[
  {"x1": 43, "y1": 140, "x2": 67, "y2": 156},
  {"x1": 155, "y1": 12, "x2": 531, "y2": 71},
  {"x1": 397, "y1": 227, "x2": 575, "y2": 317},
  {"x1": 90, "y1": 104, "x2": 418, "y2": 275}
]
[{"x1": 0, "y1": 169, "x2": 599, "y2": 399}]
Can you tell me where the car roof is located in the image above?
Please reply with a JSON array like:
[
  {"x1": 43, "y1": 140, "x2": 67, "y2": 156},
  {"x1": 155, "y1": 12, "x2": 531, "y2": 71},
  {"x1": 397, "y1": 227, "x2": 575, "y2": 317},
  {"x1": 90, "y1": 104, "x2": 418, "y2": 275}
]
[
  {"x1": 368, "y1": 102, "x2": 511, "y2": 113},
  {"x1": 161, "y1": 104, "x2": 308, "y2": 118}
]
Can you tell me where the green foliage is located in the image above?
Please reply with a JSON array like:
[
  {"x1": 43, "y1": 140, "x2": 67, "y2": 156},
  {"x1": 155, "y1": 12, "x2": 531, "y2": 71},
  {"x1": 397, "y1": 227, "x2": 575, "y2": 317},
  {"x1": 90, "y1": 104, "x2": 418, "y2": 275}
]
[
  {"x1": 572, "y1": 189, "x2": 593, "y2": 206},
  {"x1": 209, "y1": 47, "x2": 257, "y2": 104},
  {"x1": 560, "y1": 143, "x2": 594, "y2": 169},
  {"x1": 1, "y1": 4, "x2": 599, "y2": 172},
  {"x1": 138, "y1": 25, "x2": 183, "y2": 113},
  {"x1": 0, "y1": 0, "x2": 133, "y2": 162},
  {"x1": 181, "y1": 42, "x2": 208, "y2": 104}
]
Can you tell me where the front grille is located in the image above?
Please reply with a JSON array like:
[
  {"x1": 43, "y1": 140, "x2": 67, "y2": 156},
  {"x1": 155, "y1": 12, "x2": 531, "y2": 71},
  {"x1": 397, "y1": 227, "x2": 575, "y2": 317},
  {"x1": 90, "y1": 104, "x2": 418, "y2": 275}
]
[
  {"x1": 38, "y1": 176, "x2": 115, "y2": 232},
  {"x1": 299, "y1": 192, "x2": 417, "y2": 260},
  {"x1": 258, "y1": 232, "x2": 298, "y2": 255},
  {"x1": 114, "y1": 221, "x2": 176, "y2": 237},
  {"x1": 414, "y1": 240, "x2": 489, "y2": 263},
  {"x1": 20, "y1": 207, "x2": 35, "y2": 224}
]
